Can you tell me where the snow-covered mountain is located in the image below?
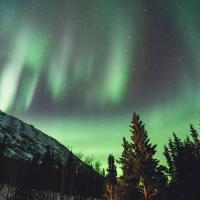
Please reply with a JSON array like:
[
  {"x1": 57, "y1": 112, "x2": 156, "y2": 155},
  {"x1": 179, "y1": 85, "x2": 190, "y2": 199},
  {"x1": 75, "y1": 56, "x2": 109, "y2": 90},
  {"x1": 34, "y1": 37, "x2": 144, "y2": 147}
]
[{"x1": 0, "y1": 110, "x2": 70, "y2": 162}]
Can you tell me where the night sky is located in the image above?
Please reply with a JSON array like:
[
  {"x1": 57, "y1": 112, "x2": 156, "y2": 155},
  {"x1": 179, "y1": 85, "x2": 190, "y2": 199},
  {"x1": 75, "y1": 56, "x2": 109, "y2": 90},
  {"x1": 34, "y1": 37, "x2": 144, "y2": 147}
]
[{"x1": 0, "y1": 0, "x2": 200, "y2": 167}]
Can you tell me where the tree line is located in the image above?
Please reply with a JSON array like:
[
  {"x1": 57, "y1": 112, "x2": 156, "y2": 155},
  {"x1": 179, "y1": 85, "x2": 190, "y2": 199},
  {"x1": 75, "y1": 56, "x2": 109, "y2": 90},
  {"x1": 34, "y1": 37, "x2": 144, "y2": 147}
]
[
  {"x1": 0, "y1": 112, "x2": 200, "y2": 200},
  {"x1": 0, "y1": 140, "x2": 104, "y2": 199},
  {"x1": 104, "y1": 112, "x2": 200, "y2": 200}
]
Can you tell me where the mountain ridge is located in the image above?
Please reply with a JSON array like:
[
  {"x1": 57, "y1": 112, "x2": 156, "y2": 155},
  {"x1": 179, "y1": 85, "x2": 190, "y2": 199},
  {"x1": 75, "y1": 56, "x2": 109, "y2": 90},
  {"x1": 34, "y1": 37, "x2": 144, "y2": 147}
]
[{"x1": 0, "y1": 110, "x2": 71, "y2": 163}]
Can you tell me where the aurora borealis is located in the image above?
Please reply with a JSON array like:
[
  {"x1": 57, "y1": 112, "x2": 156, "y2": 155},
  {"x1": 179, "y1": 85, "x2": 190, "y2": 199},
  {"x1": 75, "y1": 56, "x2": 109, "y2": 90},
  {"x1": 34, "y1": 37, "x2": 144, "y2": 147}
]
[{"x1": 0, "y1": 0, "x2": 200, "y2": 167}]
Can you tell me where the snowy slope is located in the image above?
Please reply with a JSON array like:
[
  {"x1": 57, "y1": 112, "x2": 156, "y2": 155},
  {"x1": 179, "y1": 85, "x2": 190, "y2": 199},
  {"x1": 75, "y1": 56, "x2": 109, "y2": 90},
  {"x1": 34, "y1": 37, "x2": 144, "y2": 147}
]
[{"x1": 0, "y1": 110, "x2": 70, "y2": 162}]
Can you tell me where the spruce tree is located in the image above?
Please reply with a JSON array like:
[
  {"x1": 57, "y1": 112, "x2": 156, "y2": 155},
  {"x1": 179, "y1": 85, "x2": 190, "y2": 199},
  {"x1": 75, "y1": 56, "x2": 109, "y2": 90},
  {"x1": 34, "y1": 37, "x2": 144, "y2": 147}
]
[
  {"x1": 190, "y1": 124, "x2": 199, "y2": 144},
  {"x1": 94, "y1": 161, "x2": 101, "y2": 174},
  {"x1": 106, "y1": 155, "x2": 117, "y2": 185},
  {"x1": 131, "y1": 112, "x2": 164, "y2": 199},
  {"x1": 101, "y1": 168, "x2": 106, "y2": 177},
  {"x1": 164, "y1": 128, "x2": 200, "y2": 200},
  {"x1": 119, "y1": 113, "x2": 166, "y2": 199},
  {"x1": 105, "y1": 154, "x2": 118, "y2": 200},
  {"x1": 118, "y1": 137, "x2": 138, "y2": 200},
  {"x1": 190, "y1": 124, "x2": 200, "y2": 157}
]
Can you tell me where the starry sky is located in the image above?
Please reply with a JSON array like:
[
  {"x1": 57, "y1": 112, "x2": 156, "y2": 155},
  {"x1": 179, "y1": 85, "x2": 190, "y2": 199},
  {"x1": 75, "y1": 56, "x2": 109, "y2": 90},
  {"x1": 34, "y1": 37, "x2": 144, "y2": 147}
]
[{"x1": 0, "y1": 0, "x2": 200, "y2": 168}]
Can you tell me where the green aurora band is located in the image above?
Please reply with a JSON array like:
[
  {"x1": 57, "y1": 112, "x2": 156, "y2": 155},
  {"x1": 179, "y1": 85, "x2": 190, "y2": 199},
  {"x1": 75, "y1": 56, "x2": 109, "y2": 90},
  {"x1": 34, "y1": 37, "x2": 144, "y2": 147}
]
[{"x1": 0, "y1": 0, "x2": 200, "y2": 167}]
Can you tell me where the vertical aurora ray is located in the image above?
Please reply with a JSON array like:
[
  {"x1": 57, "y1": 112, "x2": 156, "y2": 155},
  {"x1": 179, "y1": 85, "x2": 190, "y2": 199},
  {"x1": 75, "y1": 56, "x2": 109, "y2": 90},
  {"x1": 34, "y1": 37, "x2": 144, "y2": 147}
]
[
  {"x1": 1, "y1": 26, "x2": 48, "y2": 112},
  {"x1": 23, "y1": 30, "x2": 48, "y2": 110},
  {"x1": 99, "y1": 21, "x2": 134, "y2": 105},
  {"x1": 15, "y1": 72, "x2": 40, "y2": 112},
  {"x1": 25, "y1": 72, "x2": 40, "y2": 110},
  {"x1": 48, "y1": 64, "x2": 67, "y2": 99},
  {"x1": 0, "y1": 27, "x2": 31, "y2": 111},
  {"x1": 48, "y1": 34, "x2": 73, "y2": 99},
  {"x1": 25, "y1": 30, "x2": 48, "y2": 70}
]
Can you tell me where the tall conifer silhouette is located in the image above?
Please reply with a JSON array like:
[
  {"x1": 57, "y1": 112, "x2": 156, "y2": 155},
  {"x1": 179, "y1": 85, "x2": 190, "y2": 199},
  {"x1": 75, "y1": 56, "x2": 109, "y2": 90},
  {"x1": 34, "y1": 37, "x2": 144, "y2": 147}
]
[{"x1": 119, "y1": 113, "x2": 166, "y2": 199}]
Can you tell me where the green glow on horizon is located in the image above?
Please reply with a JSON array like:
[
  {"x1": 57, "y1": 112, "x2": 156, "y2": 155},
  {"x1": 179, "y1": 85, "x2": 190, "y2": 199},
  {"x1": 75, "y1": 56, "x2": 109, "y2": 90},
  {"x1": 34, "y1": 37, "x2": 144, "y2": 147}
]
[
  {"x1": 20, "y1": 93, "x2": 199, "y2": 168},
  {"x1": 143, "y1": 97, "x2": 200, "y2": 162}
]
